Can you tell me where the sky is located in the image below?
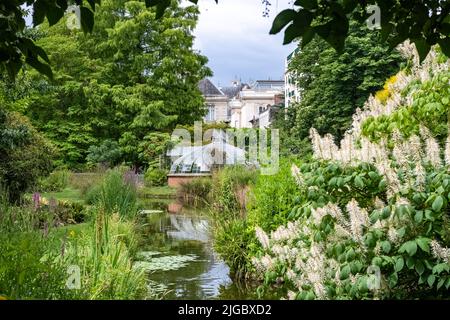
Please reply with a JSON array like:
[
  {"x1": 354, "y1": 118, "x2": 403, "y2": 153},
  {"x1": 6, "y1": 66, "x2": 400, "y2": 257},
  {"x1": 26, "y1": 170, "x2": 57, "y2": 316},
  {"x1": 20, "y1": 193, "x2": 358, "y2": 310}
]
[{"x1": 192, "y1": 0, "x2": 296, "y2": 87}]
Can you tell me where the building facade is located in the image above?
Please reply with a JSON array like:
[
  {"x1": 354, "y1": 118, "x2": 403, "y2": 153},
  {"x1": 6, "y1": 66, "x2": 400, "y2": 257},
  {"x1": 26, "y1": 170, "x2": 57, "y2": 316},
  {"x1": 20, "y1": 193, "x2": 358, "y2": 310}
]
[
  {"x1": 198, "y1": 79, "x2": 284, "y2": 129},
  {"x1": 284, "y1": 48, "x2": 302, "y2": 110}
]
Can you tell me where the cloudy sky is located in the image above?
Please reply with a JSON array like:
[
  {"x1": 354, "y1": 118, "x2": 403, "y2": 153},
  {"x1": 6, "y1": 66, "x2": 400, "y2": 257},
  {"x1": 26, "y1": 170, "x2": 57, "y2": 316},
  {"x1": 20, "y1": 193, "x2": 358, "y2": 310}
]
[{"x1": 192, "y1": 0, "x2": 296, "y2": 87}]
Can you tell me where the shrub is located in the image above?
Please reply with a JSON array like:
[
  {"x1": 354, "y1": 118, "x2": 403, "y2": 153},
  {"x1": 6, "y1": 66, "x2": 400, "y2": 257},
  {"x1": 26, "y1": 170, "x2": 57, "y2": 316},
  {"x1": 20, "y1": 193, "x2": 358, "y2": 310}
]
[
  {"x1": 59, "y1": 211, "x2": 147, "y2": 299},
  {"x1": 247, "y1": 160, "x2": 301, "y2": 232},
  {"x1": 251, "y1": 44, "x2": 450, "y2": 300},
  {"x1": 70, "y1": 172, "x2": 104, "y2": 197},
  {"x1": 0, "y1": 111, "x2": 55, "y2": 202},
  {"x1": 144, "y1": 167, "x2": 167, "y2": 187},
  {"x1": 39, "y1": 169, "x2": 71, "y2": 192}
]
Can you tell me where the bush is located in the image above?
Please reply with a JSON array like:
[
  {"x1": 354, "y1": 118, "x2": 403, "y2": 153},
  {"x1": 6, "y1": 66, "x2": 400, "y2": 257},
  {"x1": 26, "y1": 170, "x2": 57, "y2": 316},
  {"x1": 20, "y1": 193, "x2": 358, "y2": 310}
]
[
  {"x1": 250, "y1": 44, "x2": 450, "y2": 300},
  {"x1": 59, "y1": 211, "x2": 147, "y2": 299},
  {"x1": 70, "y1": 173, "x2": 104, "y2": 197},
  {"x1": 0, "y1": 111, "x2": 55, "y2": 202},
  {"x1": 0, "y1": 189, "x2": 146, "y2": 299},
  {"x1": 177, "y1": 178, "x2": 212, "y2": 206},
  {"x1": 144, "y1": 167, "x2": 167, "y2": 187},
  {"x1": 39, "y1": 169, "x2": 71, "y2": 192}
]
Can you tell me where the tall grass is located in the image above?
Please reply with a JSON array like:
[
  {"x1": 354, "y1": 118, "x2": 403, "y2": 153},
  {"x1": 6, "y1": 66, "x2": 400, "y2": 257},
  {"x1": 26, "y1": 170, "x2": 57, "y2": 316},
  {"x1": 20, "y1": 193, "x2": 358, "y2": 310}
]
[
  {"x1": 0, "y1": 179, "x2": 147, "y2": 300},
  {"x1": 59, "y1": 211, "x2": 146, "y2": 299},
  {"x1": 86, "y1": 169, "x2": 137, "y2": 218},
  {"x1": 211, "y1": 165, "x2": 257, "y2": 216},
  {"x1": 177, "y1": 178, "x2": 212, "y2": 206}
]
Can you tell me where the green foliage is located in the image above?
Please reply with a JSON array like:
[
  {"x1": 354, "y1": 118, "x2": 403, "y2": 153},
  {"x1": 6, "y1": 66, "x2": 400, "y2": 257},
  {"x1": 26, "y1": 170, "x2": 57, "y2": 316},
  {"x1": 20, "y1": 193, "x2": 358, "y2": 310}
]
[
  {"x1": 94, "y1": 169, "x2": 138, "y2": 219},
  {"x1": 177, "y1": 178, "x2": 212, "y2": 206},
  {"x1": 0, "y1": 186, "x2": 146, "y2": 299},
  {"x1": 0, "y1": 0, "x2": 102, "y2": 79},
  {"x1": 86, "y1": 140, "x2": 122, "y2": 168},
  {"x1": 39, "y1": 169, "x2": 71, "y2": 192},
  {"x1": 269, "y1": 1, "x2": 450, "y2": 60},
  {"x1": 0, "y1": 110, "x2": 55, "y2": 202},
  {"x1": 362, "y1": 68, "x2": 450, "y2": 142},
  {"x1": 59, "y1": 212, "x2": 147, "y2": 299},
  {"x1": 212, "y1": 218, "x2": 255, "y2": 279},
  {"x1": 144, "y1": 167, "x2": 168, "y2": 187},
  {"x1": 279, "y1": 22, "x2": 403, "y2": 155},
  {"x1": 3, "y1": 0, "x2": 210, "y2": 168},
  {"x1": 247, "y1": 160, "x2": 302, "y2": 232},
  {"x1": 211, "y1": 166, "x2": 257, "y2": 215}
]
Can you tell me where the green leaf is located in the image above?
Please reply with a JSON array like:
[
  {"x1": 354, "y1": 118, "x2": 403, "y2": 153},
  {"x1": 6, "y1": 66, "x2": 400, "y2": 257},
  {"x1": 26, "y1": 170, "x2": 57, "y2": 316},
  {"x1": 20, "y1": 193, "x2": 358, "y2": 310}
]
[
  {"x1": 340, "y1": 264, "x2": 350, "y2": 280},
  {"x1": 354, "y1": 176, "x2": 364, "y2": 188},
  {"x1": 399, "y1": 241, "x2": 417, "y2": 256},
  {"x1": 80, "y1": 6, "x2": 95, "y2": 33},
  {"x1": 283, "y1": 24, "x2": 301, "y2": 45},
  {"x1": 46, "y1": 6, "x2": 65, "y2": 26},
  {"x1": 394, "y1": 257, "x2": 404, "y2": 272},
  {"x1": 438, "y1": 37, "x2": 450, "y2": 58},
  {"x1": 25, "y1": 55, "x2": 53, "y2": 80},
  {"x1": 294, "y1": 0, "x2": 317, "y2": 10},
  {"x1": 416, "y1": 237, "x2": 430, "y2": 253},
  {"x1": 381, "y1": 241, "x2": 391, "y2": 254},
  {"x1": 413, "y1": 38, "x2": 431, "y2": 63},
  {"x1": 415, "y1": 260, "x2": 425, "y2": 275},
  {"x1": 427, "y1": 274, "x2": 436, "y2": 287},
  {"x1": 432, "y1": 195, "x2": 444, "y2": 212},
  {"x1": 270, "y1": 9, "x2": 297, "y2": 35}
]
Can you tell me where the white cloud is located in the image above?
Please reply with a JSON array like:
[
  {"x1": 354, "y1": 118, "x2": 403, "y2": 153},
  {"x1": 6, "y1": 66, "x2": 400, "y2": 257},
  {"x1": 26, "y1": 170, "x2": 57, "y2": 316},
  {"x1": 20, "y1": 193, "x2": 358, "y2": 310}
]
[{"x1": 192, "y1": 0, "x2": 296, "y2": 86}]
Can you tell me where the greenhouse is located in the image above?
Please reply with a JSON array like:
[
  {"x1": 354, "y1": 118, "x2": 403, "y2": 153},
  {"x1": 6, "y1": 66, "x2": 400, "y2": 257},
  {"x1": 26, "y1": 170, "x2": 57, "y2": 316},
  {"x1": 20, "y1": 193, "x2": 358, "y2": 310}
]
[{"x1": 168, "y1": 140, "x2": 247, "y2": 174}]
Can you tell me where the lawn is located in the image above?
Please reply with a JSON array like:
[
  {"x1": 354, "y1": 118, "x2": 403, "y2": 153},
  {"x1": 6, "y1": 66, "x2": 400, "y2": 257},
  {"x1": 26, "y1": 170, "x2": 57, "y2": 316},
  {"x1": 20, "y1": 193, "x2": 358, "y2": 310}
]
[
  {"x1": 138, "y1": 186, "x2": 177, "y2": 198},
  {"x1": 41, "y1": 187, "x2": 84, "y2": 204}
]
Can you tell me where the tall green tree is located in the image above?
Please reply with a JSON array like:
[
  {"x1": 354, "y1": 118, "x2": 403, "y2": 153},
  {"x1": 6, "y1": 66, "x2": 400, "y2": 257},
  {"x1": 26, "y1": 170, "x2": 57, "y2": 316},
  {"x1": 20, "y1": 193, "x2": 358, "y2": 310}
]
[
  {"x1": 279, "y1": 22, "x2": 404, "y2": 155},
  {"x1": 6, "y1": 0, "x2": 210, "y2": 168}
]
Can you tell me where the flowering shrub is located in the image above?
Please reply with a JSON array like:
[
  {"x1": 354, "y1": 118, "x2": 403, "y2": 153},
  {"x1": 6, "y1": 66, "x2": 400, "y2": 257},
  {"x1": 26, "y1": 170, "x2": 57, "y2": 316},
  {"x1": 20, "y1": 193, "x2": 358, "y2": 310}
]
[{"x1": 252, "y1": 43, "x2": 450, "y2": 300}]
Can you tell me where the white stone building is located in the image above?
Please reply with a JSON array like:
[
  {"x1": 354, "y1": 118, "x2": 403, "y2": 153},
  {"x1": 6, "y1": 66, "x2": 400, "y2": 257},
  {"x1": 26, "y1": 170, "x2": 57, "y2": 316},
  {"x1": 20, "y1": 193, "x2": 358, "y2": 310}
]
[
  {"x1": 284, "y1": 48, "x2": 302, "y2": 110},
  {"x1": 198, "y1": 79, "x2": 284, "y2": 129}
]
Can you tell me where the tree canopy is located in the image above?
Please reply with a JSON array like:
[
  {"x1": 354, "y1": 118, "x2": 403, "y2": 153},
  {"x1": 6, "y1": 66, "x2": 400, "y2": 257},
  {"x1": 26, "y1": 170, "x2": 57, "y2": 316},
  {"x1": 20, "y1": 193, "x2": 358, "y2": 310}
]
[
  {"x1": 1, "y1": 0, "x2": 210, "y2": 169},
  {"x1": 276, "y1": 21, "x2": 404, "y2": 156},
  {"x1": 2, "y1": 0, "x2": 449, "y2": 80}
]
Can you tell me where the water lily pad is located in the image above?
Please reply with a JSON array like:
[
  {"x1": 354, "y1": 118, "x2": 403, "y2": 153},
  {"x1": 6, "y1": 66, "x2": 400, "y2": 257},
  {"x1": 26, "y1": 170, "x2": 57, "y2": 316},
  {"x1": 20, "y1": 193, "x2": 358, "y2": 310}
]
[
  {"x1": 136, "y1": 251, "x2": 162, "y2": 260},
  {"x1": 134, "y1": 254, "x2": 198, "y2": 272}
]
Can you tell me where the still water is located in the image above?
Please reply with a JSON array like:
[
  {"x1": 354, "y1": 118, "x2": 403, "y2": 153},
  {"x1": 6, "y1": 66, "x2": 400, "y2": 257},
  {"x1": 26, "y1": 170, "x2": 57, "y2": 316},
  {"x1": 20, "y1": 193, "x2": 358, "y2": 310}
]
[{"x1": 136, "y1": 200, "x2": 263, "y2": 300}]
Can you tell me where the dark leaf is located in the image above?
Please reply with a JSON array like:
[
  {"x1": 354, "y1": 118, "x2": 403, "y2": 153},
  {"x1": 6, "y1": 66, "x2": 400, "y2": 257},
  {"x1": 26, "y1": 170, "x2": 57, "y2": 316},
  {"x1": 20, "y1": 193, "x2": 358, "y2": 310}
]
[
  {"x1": 80, "y1": 6, "x2": 95, "y2": 33},
  {"x1": 270, "y1": 9, "x2": 297, "y2": 35},
  {"x1": 439, "y1": 37, "x2": 450, "y2": 58}
]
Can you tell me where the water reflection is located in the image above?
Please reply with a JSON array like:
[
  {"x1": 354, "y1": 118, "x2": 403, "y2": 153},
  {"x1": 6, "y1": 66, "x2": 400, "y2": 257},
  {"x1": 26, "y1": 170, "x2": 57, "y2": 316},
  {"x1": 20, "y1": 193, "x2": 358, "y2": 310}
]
[
  {"x1": 137, "y1": 201, "x2": 283, "y2": 300},
  {"x1": 138, "y1": 208, "x2": 232, "y2": 299}
]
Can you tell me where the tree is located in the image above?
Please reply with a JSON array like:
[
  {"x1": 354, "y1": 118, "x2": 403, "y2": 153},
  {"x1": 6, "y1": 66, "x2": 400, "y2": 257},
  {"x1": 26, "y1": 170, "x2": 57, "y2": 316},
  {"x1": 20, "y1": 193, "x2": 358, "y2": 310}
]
[
  {"x1": 3, "y1": 0, "x2": 210, "y2": 168},
  {"x1": 272, "y1": 0, "x2": 450, "y2": 61},
  {"x1": 2, "y1": 0, "x2": 449, "y2": 80},
  {"x1": 277, "y1": 22, "x2": 404, "y2": 156}
]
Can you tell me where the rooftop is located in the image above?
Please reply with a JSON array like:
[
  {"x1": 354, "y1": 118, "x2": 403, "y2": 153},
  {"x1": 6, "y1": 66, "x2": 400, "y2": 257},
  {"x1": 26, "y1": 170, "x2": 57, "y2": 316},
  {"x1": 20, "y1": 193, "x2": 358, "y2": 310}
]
[{"x1": 198, "y1": 78, "x2": 224, "y2": 96}]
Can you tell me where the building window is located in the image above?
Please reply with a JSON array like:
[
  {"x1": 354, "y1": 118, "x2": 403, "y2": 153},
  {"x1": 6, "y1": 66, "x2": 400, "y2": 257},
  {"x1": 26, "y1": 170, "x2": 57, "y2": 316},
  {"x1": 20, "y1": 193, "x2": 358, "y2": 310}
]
[{"x1": 205, "y1": 104, "x2": 215, "y2": 122}]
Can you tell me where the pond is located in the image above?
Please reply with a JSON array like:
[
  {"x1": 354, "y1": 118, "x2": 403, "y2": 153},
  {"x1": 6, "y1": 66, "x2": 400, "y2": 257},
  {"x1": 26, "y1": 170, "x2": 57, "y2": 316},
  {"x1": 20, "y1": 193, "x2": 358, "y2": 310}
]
[{"x1": 136, "y1": 200, "x2": 271, "y2": 300}]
